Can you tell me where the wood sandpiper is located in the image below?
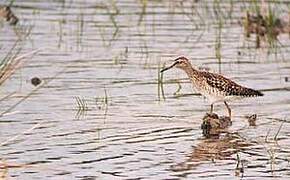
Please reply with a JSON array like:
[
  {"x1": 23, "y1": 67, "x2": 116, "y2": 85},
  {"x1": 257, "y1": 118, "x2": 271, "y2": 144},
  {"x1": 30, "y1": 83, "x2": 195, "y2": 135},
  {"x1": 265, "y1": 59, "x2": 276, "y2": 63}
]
[{"x1": 161, "y1": 56, "x2": 263, "y2": 119}]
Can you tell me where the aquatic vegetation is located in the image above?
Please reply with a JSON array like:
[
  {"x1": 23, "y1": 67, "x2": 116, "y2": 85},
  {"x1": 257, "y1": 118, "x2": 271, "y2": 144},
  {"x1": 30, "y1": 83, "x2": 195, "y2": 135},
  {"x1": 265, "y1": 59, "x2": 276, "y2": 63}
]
[
  {"x1": 157, "y1": 62, "x2": 165, "y2": 101},
  {"x1": 0, "y1": 42, "x2": 21, "y2": 85},
  {"x1": 75, "y1": 96, "x2": 88, "y2": 112},
  {"x1": 173, "y1": 79, "x2": 182, "y2": 96},
  {"x1": 106, "y1": 0, "x2": 120, "y2": 42},
  {"x1": 95, "y1": 87, "x2": 109, "y2": 110},
  {"x1": 0, "y1": 121, "x2": 40, "y2": 177},
  {"x1": 75, "y1": 96, "x2": 89, "y2": 119},
  {"x1": 112, "y1": 47, "x2": 128, "y2": 66},
  {"x1": 0, "y1": 122, "x2": 41, "y2": 147},
  {"x1": 215, "y1": 17, "x2": 222, "y2": 73},
  {"x1": 95, "y1": 1, "x2": 120, "y2": 47},
  {"x1": 94, "y1": 88, "x2": 110, "y2": 120},
  {"x1": 1, "y1": 1, "x2": 290, "y2": 179},
  {"x1": 0, "y1": 67, "x2": 64, "y2": 117},
  {"x1": 0, "y1": 46, "x2": 40, "y2": 85},
  {"x1": 76, "y1": 8, "x2": 84, "y2": 51},
  {"x1": 243, "y1": 6, "x2": 290, "y2": 49},
  {"x1": 235, "y1": 153, "x2": 244, "y2": 177},
  {"x1": 0, "y1": 6, "x2": 18, "y2": 25},
  {"x1": 274, "y1": 120, "x2": 285, "y2": 141},
  {"x1": 138, "y1": 0, "x2": 147, "y2": 25}
]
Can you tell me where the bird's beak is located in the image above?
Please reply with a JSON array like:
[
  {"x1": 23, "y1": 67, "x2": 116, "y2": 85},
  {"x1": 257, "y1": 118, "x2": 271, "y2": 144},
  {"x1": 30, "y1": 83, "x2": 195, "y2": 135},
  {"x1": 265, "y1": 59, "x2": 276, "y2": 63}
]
[{"x1": 160, "y1": 61, "x2": 178, "y2": 73}]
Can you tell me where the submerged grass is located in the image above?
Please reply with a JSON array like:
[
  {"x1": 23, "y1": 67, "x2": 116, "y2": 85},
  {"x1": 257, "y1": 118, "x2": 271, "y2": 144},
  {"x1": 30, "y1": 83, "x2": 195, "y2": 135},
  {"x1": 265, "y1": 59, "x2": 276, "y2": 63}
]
[
  {"x1": 0, "y1": 122, "x2": 41, "y2": 147},
  {"x1": 0, "y1": 18, "x2": 34, "y2": 85},
  {"x1": 264, "y1": 6, "x2": 281, "y2": 53},
  {"x1": 244, "y1": 1, "x2": 287, "y2": 52},
  {"x1": 95, "y1": 1, "x2": 120, "y2": 47},
  {"x1": 262, "y1": 119, "x2": 286, "y2": 173},
  {"x1": 157, "y1": 62, "x2": 165, "y2": 101},
  {"x1": 0, "y1": 65, "x2": 65, "y2": 118},
  {"x1": 215, "y1": 17, "x2": 222, "y2": 73},
  {"x1": 75, "y1": 96, "x2": 88, "y2": 111},
  {"x1": 75, "y1": 88, "x2": 110, "y2": 119},
  {"x1": 0, "y1": 120, "x2": 41, "y2": 177},
  {"x1": 235, "y1": 153, "x2": 244, "y2": 177},
  {"x1": 0, "y1": 42, "x2": 21, "y2": 85},
  {"x1": 274, "y1": 120, "x2": 285, "y2": 141},
  {"x1": 173, "y1": 80, "x2": 182, "y2": 96},
  {"x1": 75, "y1": 96, "x2": 89, "y2": 119},
  {"x1": 76, "y1": 8, "x2": 84, "y2": 51},
  {"x1": 107, "y1": 0, "x2": 119, "y2": 42},
  {"x1": 95, "y1": 88, "x2": 109, "y2": 120},
  {"x1": 138, "y1": 0, "x2": 147, "y2": 25},
  {"x1": 113, "y1": 47, "x2": 128, "y2": 67},
  {"x1": 0, "y1": 47, "x2": 41, "y2": 85},
  {"x1": 103, "y1": 87, "x2": 108, "y2": 105},
  {"x1": 96, "y1": 87, "x2": 109, "y2": 109},
  {"x1": 8, "y1": 0, "x2": 17, "y2": 7}
]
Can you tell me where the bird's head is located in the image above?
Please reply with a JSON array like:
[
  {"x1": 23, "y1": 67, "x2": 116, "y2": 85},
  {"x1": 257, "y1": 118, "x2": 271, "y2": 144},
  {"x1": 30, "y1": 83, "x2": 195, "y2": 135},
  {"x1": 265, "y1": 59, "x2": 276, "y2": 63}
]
[{"x1": 160, "y1": 56, "x2": 191, "y2": 72}]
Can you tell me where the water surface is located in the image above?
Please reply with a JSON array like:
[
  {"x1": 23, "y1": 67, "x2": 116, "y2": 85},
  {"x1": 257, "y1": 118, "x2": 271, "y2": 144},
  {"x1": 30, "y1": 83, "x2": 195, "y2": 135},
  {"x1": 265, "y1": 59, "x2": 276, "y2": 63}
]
[{"x1": 1, "y1": 0, "x2": 290, "y2": 179}]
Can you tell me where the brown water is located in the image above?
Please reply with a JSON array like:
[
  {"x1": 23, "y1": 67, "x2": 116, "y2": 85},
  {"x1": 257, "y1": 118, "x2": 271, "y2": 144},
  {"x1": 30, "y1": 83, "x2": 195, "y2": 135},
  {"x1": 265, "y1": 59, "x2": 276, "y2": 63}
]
[{"x1": 1, "y1": 0, "x2": 290, "y2": 179}]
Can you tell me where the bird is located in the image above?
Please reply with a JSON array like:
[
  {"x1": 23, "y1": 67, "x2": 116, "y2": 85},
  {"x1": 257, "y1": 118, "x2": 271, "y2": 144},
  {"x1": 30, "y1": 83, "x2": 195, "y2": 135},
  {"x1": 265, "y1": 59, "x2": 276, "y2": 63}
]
[{"x1": 160, "y1": 56, "x2": 263, "y2": 119}]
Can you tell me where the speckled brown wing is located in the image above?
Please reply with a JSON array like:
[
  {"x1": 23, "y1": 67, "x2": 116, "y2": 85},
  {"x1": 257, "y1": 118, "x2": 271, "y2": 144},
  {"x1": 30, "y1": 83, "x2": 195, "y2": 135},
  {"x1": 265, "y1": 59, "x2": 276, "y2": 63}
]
[{"x1": 200, "y1": 71, "x2": 263, "y2": 97}]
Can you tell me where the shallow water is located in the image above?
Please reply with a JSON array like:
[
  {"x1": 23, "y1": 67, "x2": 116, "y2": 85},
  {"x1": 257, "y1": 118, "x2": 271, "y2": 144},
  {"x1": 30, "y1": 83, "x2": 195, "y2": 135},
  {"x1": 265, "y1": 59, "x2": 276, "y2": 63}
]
[{"x1": 1, "y1": 0, "x2": 290, "y2": 179}]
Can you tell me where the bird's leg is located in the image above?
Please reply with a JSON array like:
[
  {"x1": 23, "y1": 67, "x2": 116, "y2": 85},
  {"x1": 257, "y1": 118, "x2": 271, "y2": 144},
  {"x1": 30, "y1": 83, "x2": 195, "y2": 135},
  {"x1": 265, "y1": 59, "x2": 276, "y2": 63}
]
[
  {"x1": 210, "y1": 104, "x2": 214, "y2": 114},
  {"x1": 224, "y1": 101, "x2": 231, "y2": 119}
]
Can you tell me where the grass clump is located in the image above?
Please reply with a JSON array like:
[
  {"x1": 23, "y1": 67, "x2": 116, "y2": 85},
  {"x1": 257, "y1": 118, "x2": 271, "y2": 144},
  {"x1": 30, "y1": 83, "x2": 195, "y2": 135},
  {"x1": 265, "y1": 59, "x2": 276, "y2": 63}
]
[{"x1": 0, "y1": 45, "x2": 41, "y2": 85}]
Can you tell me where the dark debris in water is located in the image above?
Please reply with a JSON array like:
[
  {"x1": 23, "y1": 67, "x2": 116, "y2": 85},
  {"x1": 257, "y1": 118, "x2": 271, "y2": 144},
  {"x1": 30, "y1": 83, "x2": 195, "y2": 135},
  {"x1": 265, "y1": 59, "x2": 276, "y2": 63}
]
[
  {"x1": 0, "y1": 6, "x2": 18, "y2": 25},
  {"x1": 201, "y1": 113, "x2": 232, "y2": 138},
  {"x1": 246, "y1": 114, "x2": 257, "y2": 126},
  {"x1": 244, "y1": 12, "x2": 290, "y2": 38},
  {"x1": 31, "y1": 77, "x2": 41, "y2": 86},
  {"x1": 243, "y1": 11, "x2": 290, "y2": 48}
]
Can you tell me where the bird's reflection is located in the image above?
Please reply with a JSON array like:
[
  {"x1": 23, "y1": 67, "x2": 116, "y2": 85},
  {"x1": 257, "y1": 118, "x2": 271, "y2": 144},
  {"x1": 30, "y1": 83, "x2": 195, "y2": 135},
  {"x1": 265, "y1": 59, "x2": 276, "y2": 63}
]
[{"x1": 171, "y1": 132, "x2": 252, "y2": 173}]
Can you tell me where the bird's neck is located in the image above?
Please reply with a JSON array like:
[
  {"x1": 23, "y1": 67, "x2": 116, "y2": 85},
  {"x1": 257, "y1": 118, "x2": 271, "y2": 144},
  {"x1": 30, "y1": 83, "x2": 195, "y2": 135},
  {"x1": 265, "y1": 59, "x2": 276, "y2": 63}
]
[{"x1": 182, "y1": 66, "x2": 199, "y2": 79}]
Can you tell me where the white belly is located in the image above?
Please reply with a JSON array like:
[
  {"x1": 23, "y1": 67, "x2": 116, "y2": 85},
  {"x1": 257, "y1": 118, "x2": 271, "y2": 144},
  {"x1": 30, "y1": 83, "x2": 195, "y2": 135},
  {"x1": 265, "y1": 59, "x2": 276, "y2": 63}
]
[{"x1": 192, "y1": 85, "x2": 242, "y2": 104}]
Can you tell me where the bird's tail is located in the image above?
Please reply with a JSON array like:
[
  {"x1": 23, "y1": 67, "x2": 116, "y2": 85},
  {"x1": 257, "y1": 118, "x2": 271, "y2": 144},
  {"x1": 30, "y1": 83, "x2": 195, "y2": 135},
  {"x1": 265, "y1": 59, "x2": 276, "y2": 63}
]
[{"x1": 241, "y1": 87, "x2": 263, "y2": 97}]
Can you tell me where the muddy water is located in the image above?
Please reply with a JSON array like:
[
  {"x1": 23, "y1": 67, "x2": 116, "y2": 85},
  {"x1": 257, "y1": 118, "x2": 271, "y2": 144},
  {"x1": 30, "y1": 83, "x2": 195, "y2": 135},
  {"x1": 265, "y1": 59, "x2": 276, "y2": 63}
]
[{"x1": 0, "y1": 0, "x2": 290, "y2": 179}]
